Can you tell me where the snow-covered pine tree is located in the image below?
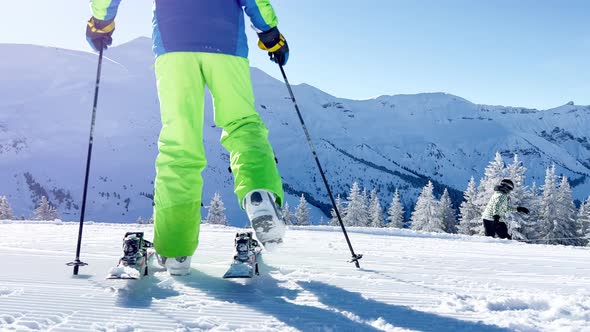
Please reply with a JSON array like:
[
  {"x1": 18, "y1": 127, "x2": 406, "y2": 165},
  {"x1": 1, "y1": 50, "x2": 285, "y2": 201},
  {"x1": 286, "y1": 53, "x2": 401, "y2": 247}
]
[
  {"x1": 368, "y1": 188, "x2": 384, "y2": 228},
  {"x1": 503, "y1": 154, "x2": 533, "y2": 240},
  {"x1": 545, "y1": 176, "x2": 582, "y2": 246},
  {"x1": 33, "y1": 196, "x2": 59, "y2": 221},
  {"x1": 585, "y1": 199, "x2": 590, "y2": 247},
  {"x1": 294, "y1": 194, "x2": 310, "y2": 226},
  {"x1": 330, "y1": 194, "x2": 345, "y2": 226},
  {"x1": 539, "y1": 165, "x2": 560, "y2": 242},
  {"x1": 411, "y1": 181, "x2": 444, "y2": 233},
  {"x1": 439, "y1": 188, "x2": 457, "y2": 233},
  {"x1": 343, "y1": 182, "x2": 368, "y2": 227},
  {"x1": 525, "y1": 181, "x2": 542, "y2": 240},
  {"x1": 577, "y1": 197, "x2": 590, "y2": 246},
  {"x1": 0, "y1": 196, "x2": 14, "y2": 220},
  {"x1": 458, "y1": 177, "x2": 480, "y2": 235},
  {"x1": 136, "y1": 216, "x2": 153, "y2": 224},
  {"x1": 360, "y1": 188, "x2": 369, "y2": 227},
  {"x1": 205, "y1": 192, "x2": 227, "y2": 225},
  {"x1": 386, "y1": 189, "x2": 405, "y2": 228},
  {"x1": 282, "y1": 201, "x2": 293, "y2": 226}
]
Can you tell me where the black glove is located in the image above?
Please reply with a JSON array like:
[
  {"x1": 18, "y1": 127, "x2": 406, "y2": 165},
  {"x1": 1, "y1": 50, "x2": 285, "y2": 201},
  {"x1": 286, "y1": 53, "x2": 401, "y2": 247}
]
[
  {"x1": 86, "y1": 17, "x2": 115, "y2": 52},
  {"x1": 517, "y1": 206, "x2": 530, "y2": 214},
  {"x1": 493, "y1": 215, "x2": 500, "y2": 223},
  {"x1": 257, "y1": 27, "x2": 289, "y2": 66}
]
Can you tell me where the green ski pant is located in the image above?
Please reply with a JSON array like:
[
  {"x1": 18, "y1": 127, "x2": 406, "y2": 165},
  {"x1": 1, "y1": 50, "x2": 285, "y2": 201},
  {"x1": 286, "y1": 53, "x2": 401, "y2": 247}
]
[{"x1": 153, "y1": 52, "x2": 284, "y2": 258}]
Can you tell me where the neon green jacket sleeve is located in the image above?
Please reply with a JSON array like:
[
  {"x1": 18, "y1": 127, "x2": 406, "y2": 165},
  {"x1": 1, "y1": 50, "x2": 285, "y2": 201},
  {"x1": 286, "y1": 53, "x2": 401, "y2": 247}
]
[
  {"x1": 242, "y1": 0, "x2": 278, "y2": 32},
  {"x1": 91, "y1": 0, "x2": 122, "y2": 21}
]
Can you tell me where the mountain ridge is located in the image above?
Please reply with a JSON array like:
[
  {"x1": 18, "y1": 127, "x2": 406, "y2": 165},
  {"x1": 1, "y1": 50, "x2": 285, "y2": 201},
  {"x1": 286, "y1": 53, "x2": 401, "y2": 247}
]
[{"x1": 1, "y1": 40, "x2": 589, "y2": 224}]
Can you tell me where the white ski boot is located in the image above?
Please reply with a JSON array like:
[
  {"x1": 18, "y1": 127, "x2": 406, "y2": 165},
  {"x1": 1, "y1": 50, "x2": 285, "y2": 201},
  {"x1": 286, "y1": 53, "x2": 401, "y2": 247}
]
[
  {"x1": 156, "y1": 254, "x2": 192, "y2": 276},
  {"x1": 243, "y1": 190, "x2": 285, "y2": 249}
]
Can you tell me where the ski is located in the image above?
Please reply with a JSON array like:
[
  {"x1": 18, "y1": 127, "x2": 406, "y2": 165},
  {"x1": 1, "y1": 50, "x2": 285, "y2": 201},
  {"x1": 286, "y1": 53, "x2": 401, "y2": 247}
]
[
  {"x1": 223, "y1": 232, "x2": 261, "y2": 279},
  {"x1": 106, "y1": 232, "x2": 154, "y2": 280}
]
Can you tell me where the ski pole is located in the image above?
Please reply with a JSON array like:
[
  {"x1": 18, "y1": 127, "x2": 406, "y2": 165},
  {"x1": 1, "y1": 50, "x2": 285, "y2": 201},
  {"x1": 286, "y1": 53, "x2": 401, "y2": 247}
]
[
  {"x1": 277, "y1": 63, "x2": 363, "y2": 268},
  {"x1": 67, "y1": 45, "x2": 104, "y2": 275}
]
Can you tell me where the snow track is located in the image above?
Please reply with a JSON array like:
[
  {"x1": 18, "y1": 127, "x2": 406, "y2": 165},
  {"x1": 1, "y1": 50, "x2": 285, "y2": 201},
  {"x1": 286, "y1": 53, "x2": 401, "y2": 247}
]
[{"x1": 0, "y1": 222, "x2": 589, "y2": 331}]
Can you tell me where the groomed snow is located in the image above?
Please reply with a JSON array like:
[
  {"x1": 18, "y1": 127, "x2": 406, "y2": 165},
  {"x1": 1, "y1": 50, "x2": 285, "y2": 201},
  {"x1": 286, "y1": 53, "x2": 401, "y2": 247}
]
[{"x1": 0, "y1": 221, "x2": 589, "y2": 331}]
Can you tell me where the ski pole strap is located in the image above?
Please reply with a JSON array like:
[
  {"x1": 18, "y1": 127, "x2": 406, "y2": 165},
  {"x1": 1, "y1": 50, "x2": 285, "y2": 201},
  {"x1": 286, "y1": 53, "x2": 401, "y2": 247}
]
[
  {"x1": 87, "y1": 18, "x2": 115, "y2": 34},
  {"x1": 258, "y1": 34, "x2": 286, "y2": 52}
]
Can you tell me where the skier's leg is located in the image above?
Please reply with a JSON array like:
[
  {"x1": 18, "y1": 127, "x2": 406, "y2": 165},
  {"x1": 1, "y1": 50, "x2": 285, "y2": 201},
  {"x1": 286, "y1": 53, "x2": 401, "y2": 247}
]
[
  {"x1": 495, "y1": 221, "x2": 510, "y2": 239},
  {"x1": 153, "y1": 52, "x2": 206, "y2": 258},
  {"x1": 483, "y1": 219, "x2": 495, "y2": 237},
  {"x1": 200, "y1": 52, "x2": 284, "y2": 207}
]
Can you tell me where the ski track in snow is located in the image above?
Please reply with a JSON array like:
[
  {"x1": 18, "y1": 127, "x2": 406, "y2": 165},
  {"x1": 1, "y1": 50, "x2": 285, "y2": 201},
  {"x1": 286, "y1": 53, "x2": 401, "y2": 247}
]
[{"x1": 0, "y1": 223, "x2": 589, "y2": 331}]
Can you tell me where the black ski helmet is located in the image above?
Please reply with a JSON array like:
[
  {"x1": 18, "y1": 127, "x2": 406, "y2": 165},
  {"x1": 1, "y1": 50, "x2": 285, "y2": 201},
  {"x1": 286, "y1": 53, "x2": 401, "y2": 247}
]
[{"x1": 500, "y1": 179, "x2": 514, "y2": 191}]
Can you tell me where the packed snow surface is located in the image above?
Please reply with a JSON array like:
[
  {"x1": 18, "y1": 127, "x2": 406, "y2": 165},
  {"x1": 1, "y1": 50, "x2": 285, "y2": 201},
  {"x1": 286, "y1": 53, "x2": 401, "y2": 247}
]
[{"x1": 0, "y1": 221, "x2": 589, "y2": 331}]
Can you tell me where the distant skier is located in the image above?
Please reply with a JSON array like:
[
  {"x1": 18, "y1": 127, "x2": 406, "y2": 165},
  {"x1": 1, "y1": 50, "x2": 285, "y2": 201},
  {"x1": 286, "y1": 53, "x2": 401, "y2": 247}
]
[
  {"x1": 86, "y1": 0, "x2": 289, "y2": 276},
  {"x1": 481, "y1": 179, "x2": 529, "y2": 239}
]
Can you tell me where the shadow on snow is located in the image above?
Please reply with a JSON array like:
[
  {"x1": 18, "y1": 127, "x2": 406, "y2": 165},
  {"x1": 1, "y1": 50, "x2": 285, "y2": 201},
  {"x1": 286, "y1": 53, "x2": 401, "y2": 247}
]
[{"x1": 172, "y1": 261, "x2": 509, "y2": 332}]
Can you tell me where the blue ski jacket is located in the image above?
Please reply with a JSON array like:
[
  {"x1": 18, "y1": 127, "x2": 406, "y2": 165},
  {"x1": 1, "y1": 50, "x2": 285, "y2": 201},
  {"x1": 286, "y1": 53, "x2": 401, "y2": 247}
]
[{"x1": 91, "y1": 0, "x2": 279, "y2": 58}]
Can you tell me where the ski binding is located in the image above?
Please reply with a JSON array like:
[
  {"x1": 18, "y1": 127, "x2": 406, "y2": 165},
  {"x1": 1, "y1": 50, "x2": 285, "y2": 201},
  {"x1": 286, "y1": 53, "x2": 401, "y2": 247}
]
[
  {"x1": 107, "y1": 232, "x2": 154, "y2": 280},
  {"x1": 223, "y1": 232, "x2": 261, "y2": 279}
]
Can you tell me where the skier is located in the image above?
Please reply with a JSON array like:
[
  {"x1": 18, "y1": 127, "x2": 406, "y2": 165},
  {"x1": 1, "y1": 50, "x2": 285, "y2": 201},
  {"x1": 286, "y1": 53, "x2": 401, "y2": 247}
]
[
  {"x1": 86, "y1": 0, "x2": 289, "y2": 276},
  {"x1": 481, "y1": 179, "x2": 529, "y2": 239}
]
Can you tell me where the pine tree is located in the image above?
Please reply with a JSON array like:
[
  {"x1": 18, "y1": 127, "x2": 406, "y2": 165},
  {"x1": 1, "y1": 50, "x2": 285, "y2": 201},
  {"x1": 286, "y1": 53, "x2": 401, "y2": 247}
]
[
  {"x1": 136, "y1": 216, "x2": 154, "y2": 224},
  {"x1": 33, "y1": 196, "x2": 59, "y2": 221},
  {"x1": 360, "y1": 188, "x2": 369, "y2": 227},
  {"x1": 439, "y1": 188, "x2": 457, "y2": 233},
  {"x1": 585, "y1": 199, "x2": 590, "y2": 247},
  {"x1": 330, "y1": 194, "x2": 345, "y2": 226},
  {"x1": 577, "y1": 197, "x2": 590, "y2": 246},
  {"x1": 525, "y1": 181, "x2": 542, "y2": 240},
  {"x1": 545, "y1": 176, "x2": 581, "y2": 246},
  {"x1": 343, "y1": 182, "x2": 368, "y2": 227},
  {"x1": 458, "y1": 177, "x2": 480, "y2": 235},
  {"x1": 539, "y1": 165, "x2": 560, "y2": 242},
  {"x1": 386, "y1": 189, "x2": 405, "y2": 228},
  {"x1": 294, "y1": 194, "x2": 310, "y2": 226},
  {"x1": 368, "y1": 189, "x2": 384, "y2": 227},
  {"x1": 0, "y1": 196, "x2": 14, "y2": 220},
  {"x1": 411, "y1": 181, "x2": 444, "y2": 233},
  {"x1": 205, "y1": 192, "x2": 227, "y2": 225},
  {"x1": 503, "y1": 154, "x2": 534, "y2": 241},
  {"x1": 282, "y1": 201, "x2": 293, "y2": 226}
]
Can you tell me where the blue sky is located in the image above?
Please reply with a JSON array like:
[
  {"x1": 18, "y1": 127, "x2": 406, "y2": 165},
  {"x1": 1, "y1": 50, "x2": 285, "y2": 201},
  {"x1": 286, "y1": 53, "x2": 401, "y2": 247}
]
[{"x1": 2, "y1": 0, "x2": 588, "y2": 109}]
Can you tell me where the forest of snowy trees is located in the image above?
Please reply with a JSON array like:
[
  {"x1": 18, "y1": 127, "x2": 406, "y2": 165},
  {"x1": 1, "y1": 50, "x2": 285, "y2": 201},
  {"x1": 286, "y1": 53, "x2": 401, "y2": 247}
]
[
  {"x1": 0, "y1": 195, "x2": 59, "y2": 221},
  {"x1": 279, "y1": 152, "x2": 589, "y2": 247},
  {"x1": 1, "y1": 152, "x2": 588, "y2": 247}
]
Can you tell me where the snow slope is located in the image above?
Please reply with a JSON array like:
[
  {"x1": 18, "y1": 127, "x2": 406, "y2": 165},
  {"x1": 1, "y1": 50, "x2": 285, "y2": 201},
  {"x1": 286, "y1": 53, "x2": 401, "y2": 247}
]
[
  {"x1": 1, "y1": 39, "x2": 590, "y2": 224},
  {"x1": 1, "y1": 221, "x2": 589, "y2": 331}
]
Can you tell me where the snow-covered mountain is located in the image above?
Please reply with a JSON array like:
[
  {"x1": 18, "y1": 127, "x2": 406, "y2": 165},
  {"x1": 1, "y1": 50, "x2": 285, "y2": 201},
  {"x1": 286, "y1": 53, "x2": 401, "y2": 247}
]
[{"x1": 1, "y1": 38, "x2": 589, "y2": 224}]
